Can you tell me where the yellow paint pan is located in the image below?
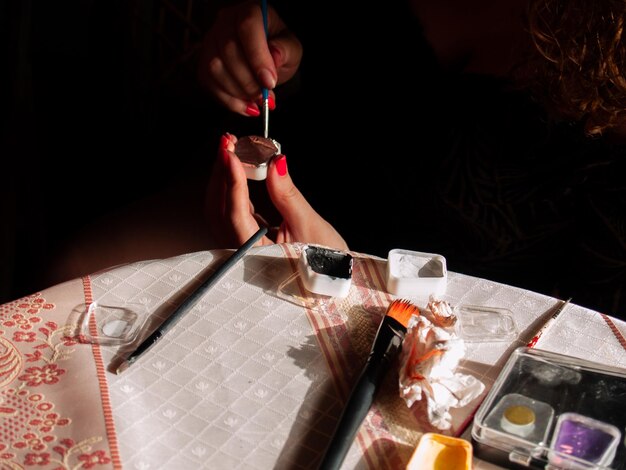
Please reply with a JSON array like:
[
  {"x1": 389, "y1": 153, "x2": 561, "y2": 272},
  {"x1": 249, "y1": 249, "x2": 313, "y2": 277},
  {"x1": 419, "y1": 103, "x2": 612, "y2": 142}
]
[{"x1": 406, "y1": 433, "x2": 472, "y2": 470}]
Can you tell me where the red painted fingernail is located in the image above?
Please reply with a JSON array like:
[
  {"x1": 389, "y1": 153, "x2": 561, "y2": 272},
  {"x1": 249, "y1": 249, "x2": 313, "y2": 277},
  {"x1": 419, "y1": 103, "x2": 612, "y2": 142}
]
[
  {"x1": 219, "y1": 135, "x2": 229, "y2": 149},
  {"x1": 245, "y1": 103, "x2": 260, "y2": 117},
  {"x1": 275, "y1": 154, "x2": 287, "y2": 176},
  {"x1": 256, "y1": 95, "x2": 276, "y2": 111},
  {"x1": 258, "y1": 68, "x2": 277, "y2": 89}
]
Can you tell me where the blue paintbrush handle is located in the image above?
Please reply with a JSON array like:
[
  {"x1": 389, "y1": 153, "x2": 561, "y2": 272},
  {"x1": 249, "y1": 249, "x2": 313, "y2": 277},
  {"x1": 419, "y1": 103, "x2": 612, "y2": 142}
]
[{"x1": 262, "y1": 0, "x2": 269, "y2": 100}]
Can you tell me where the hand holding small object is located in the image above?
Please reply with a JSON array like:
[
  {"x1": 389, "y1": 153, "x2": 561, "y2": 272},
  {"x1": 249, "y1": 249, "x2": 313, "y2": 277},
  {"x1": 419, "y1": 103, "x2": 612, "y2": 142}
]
[{"x1": 206, "y1": 133, "x2": 348, "y2": 251}]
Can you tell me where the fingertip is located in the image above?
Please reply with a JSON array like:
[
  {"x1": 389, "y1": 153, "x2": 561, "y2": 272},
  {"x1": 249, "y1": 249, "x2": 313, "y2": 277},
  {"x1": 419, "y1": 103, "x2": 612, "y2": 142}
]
[
  {"x1": 274, "y1": 154, "x2": 287, "y2": 176},
  {"x1": 225, "y1": 132, "x2": 238, "y2": 145},
  {"x1": 258, "y1": 67, "x2": 277, "y2": 90},
  {"x1": 221, "y1": 133, "x2": 237, "y2": 151},
  {"x1": 219, "y1": 134, "x2": 230, "y2": 150},
  {"x1": 245, "y1": 103, "x2": 261, "y2": 117}
]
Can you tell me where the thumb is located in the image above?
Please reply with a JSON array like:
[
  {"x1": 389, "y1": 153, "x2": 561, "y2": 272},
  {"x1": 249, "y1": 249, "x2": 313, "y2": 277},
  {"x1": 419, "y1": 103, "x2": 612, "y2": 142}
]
[
  {"x1": 267, "y1": 154, "x2": 349, "y2": 250},
  {"x1": 265, "y1": 155, "x2": 315, "y2": 230}
]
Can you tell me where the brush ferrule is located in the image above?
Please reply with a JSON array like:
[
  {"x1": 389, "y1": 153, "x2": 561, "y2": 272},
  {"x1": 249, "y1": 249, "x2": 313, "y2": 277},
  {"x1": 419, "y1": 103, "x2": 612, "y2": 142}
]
[
  {"x1": 263, "y1": 99, "x2": 269, "y2": 138},
  {"x1": 369, "y1": 317, "x2": 406, "y2": 362}
]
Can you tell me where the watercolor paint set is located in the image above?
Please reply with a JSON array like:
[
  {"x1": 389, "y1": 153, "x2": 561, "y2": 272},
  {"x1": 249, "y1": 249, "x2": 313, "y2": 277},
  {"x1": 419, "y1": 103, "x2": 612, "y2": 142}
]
[
  {"x1": 279, "y1": 245, "x2": 450, "y2": 310},
  {"x1": 472, "y1": 347, "x2": 626, "y2": 469}
]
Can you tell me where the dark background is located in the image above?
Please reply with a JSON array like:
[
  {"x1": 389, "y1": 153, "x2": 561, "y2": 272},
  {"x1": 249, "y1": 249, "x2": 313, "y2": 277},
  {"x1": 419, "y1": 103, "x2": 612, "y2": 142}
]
[
  {"x1": 1, "y1": 0, "x2": 225, "y2": 302},
  {"x1": 2, "y1": 1, "x2": 624, "y2": 318}
]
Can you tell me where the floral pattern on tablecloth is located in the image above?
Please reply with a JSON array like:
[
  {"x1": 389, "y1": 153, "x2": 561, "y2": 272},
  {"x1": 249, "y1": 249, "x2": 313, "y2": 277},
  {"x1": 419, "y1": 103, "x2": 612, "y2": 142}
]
[{"x1": 0, "y1": 282, "x2": 120, "y2": 469}]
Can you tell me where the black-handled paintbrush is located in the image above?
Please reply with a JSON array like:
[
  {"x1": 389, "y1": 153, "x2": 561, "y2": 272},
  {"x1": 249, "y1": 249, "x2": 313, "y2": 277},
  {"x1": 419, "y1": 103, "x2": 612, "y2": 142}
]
[
  {"x1": 116, "y1": 227, "x2": 267, "y2": 374},
  {"x1": 319, "y1": 299, "x2": 419, "y2": 470}
]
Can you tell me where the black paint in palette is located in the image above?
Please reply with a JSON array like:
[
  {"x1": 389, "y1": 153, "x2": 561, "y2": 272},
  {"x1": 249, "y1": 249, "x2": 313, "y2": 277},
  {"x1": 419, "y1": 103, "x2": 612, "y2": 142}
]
[{"x1": 304, "y1": 246, "x2": 353, "y2": 279}]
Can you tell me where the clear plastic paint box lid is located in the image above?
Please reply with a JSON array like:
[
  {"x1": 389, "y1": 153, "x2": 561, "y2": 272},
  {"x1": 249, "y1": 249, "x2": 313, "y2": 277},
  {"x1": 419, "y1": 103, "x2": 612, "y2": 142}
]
[
  {"x1": 386, "y1": 249, "x2": 447, "y2": 298},
  {"x1": 72, "y1": 300, "x2": 151, "y2": 346},
  {"x1": 472, "y1": 347, "x2": 626, "y2": 469},
  {"x1": 454, "y1": 304, "x2": 519, "y2": 342}
]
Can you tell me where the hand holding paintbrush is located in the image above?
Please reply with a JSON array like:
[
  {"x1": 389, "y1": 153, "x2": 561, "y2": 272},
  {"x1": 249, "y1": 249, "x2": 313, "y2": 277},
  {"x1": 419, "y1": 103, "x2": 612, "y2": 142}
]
[
  {"x1": 319, "y1": 299, "x2": 419, "y2": 470},
  {"x1": 261, "y1": 0, "x2": 270, "y2": 138}
]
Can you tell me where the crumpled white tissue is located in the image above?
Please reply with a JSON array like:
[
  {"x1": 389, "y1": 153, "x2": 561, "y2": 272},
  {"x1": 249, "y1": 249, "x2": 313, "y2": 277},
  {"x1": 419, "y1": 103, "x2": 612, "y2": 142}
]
[{"x1": 399, "y1": 315, "x2": 484, "y2": 430}]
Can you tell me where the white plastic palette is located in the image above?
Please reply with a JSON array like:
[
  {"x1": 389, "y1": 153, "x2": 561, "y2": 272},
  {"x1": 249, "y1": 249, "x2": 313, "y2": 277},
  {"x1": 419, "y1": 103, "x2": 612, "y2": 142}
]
[
  {"x1": 276, "y1": 245, "x2": 354, "y2": 312},
  {"x1": 386, "y1": 248, "x2": 447, "y2": 297},
  {"x1": 298, "y1": 245, "x2": 353, "y2": 298}
]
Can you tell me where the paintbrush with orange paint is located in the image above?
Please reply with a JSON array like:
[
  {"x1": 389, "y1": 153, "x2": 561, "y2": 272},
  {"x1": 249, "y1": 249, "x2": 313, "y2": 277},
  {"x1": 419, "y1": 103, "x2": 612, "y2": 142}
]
[{"x1": 319, "y1": 299, "x2": 419, "y2": 470}]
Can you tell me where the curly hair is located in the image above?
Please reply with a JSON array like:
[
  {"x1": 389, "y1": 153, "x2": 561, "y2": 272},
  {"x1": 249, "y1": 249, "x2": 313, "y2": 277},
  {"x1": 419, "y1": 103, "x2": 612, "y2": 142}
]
[{"x1": 520, "y1": 0, "x2": 626, "y2": 136}]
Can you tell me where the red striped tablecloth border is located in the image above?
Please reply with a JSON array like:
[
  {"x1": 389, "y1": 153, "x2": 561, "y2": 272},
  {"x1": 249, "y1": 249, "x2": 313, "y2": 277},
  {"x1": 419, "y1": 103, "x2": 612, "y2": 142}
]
[{"x1": 82, "y1": 275, "x2": 122, "y2": 470}]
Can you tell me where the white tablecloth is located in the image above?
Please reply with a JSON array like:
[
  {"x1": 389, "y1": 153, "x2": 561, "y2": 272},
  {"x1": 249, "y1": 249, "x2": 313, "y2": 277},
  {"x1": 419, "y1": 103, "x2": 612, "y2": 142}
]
[{"x1": 87, "y1": 244, "x2": 626, "y2": 469}]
